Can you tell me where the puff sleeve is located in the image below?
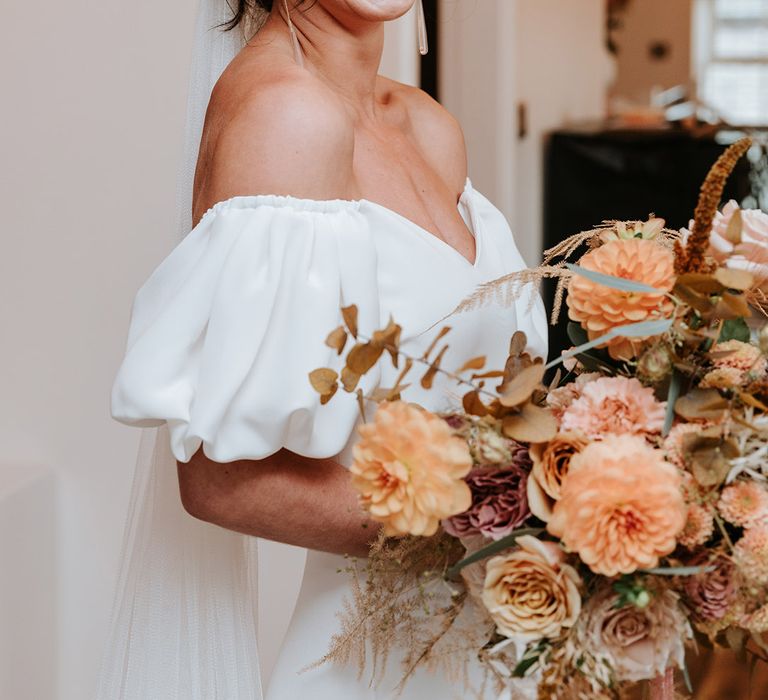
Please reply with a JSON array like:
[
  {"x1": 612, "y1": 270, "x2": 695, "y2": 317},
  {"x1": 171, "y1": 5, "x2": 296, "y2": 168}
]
[{"x1": 111, "y1": 195, "x2": 380, "y2": 463}]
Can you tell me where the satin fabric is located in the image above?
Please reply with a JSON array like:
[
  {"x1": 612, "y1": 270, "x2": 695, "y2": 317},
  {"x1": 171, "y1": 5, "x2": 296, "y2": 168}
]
[{"x1": 110, "y1": 177, "x2": 548, "y2": 698}]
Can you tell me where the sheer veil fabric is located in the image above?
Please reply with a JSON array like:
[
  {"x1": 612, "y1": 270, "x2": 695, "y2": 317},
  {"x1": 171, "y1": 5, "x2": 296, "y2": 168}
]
[{"x1": 95, "y1": 2, "x2": 266, "y2": 698}]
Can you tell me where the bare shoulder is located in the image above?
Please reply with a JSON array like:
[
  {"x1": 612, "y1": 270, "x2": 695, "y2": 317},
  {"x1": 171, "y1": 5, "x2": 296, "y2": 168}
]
[
  {"x1": 379, "y1": 77, "x2": 468, "y2": 192},
  {"x1": 194, "y1": 64, "x2": 355, "y2": 219}
]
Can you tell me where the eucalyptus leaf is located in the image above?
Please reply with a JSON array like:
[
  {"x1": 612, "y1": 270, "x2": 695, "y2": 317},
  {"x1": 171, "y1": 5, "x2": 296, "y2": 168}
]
[
  {"x1": 640, "y1": 565, "x2": 715, "y2": 576},
  {"x1": 663, "y1": 370, "x2": 682, "y2": 437},
  {"x1": 566, "y1": 263, "x2": 665, "y2": 294},
  {"x1": 445, "y1": 527, "x2": 544, "y2": 580},
  {"x1": 546, "y1": 317, "x2": 674, "y2": 370}
]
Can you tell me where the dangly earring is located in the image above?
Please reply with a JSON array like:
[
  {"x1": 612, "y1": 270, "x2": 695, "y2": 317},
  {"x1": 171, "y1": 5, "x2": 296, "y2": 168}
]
[
  {"x1": 282, "y1": 0, "x2": 305, "y2": 68},
  {"x1": 416, "y1": 0, "x2": 429, "y2": 56}
]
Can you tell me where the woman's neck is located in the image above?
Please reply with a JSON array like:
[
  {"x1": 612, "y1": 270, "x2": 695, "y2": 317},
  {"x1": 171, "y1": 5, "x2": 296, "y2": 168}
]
[{"x1": 259, "y1": 3, "x2": 385, "y2": 115}]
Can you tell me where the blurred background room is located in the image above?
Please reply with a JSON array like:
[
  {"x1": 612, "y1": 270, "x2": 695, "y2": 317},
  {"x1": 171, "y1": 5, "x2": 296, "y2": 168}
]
[{"x1": 0, "y1": 0, "x2": 766, "y2": 698}]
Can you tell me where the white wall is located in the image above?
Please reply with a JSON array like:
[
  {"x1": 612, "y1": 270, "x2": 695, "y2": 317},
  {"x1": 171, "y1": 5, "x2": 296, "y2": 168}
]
[
  {"x1": 611, "y1": 0, "x2": 694, "y2": 102},
  {"x1": 0, "y1": 1, "x2": 418, "y2": 697},
  {"x1": 1, "y1": 0, "x2": 193, "y2": 696},
  {"x1": 440, "y1": 0, "x2": 611, "y2": 265}
]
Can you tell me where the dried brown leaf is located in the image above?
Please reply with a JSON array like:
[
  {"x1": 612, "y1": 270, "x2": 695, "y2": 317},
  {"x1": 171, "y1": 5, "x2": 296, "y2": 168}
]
[
  {"x1": 456, "y1": 356, "x2": 486, "y2": 373},
  {"x1": 684, "y1": 429, "x2": 740, "y2": 487},
  {"x1": 675, "y1": 388, "x2": 729, "y2": 421},
  {"x1": 499, "y1": 363, "x2": 545, "y2": 407},
  {"x1": 341, "y1": 305, "x2": 359, "y2": 338},
  {"x1": 422, "y1": 326, "x2": 452, "y2": 361},
  {"x1": 471, "y1": 370, "x2": 505, "y2": 380},
  {"x1": 347, "y1": 342, "x2": 385, "y2": 376},
  {"x1": 502, "y1": 402, "x2": 558, "y2": 442},
  {"x1": 325, "y1": 326, "x2": 348, "y2": 355},
  {"x1": 320, "y1": 384, "x2": 338, "y2": 405},
  {"x1": 355, "y1": 388, "x2": 366, "y2": 420},
  {"x1": 341, "y1": 366, "x2": 361, "y2": 392},
  {"x1": 462, "y1": 390, "x2": 489, "y2": 417},
  {"x1": 509, "y1": 331, "x2": 528, "y2": 357},
  {"x1": 309, "y1": 367, "x2": 338, "y2": 395},
  {"x1": 737, "y1": 391, "x2": 768, "y2": 412},
  {"x1": 715, "y1": 266, "x2": 753, "y2": 291},
  {"x1": 421, "y1": 345, "x2": 448, "y2": 390},
  {"x1": 372, "y1": 318, "x2": 402, "y2": 366}
]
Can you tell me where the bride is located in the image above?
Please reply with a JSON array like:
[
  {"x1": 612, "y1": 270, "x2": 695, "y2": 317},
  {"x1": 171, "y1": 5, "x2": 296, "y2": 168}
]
[{"x1": 100, "y1": 0, "x2": 547, "y2": 698}]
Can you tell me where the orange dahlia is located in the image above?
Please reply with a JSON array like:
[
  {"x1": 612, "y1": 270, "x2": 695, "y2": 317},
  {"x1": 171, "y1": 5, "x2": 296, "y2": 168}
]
[
  {"x1": 548, "y1": 435, "x2": 686, "y2": 576},
  {"x1": 351, "y1": 401, "x2": 472, "y2": 536},
  {"x1": 567, "y1": 238, "x2": 675, "y2": 360}
]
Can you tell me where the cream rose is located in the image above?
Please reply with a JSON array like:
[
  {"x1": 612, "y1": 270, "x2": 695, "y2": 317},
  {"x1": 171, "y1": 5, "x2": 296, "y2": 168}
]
[
  {"x1": 696, "y1": 200, "x2": 768, "y2": 292},
  {"x1": 481, "y1": 535, "x2": 581, "y2": 640}
]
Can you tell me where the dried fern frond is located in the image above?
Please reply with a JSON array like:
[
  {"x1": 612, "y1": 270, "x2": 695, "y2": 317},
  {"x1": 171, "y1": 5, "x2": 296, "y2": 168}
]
[
  {"x1": 311, "y1": 531, "x2": 497, "y2": 694},
  {"x1": 453, "y1": 265, "x2": 571, "y2": 316},
  {"x1": 452, "y1": 220, "x2": 680, "y2": 322},
  {"x1": 675, "y1": 137, "x2": 752, "y2": 274}
]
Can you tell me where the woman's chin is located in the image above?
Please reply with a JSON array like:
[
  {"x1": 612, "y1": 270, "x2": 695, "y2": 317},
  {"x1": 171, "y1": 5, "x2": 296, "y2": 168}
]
[{"x1": 328, "y1": 0, "x2": 417, "y2": 23}]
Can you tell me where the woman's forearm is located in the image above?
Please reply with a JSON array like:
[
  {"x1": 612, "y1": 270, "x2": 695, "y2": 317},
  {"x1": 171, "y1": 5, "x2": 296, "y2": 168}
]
[{"x1": 177, "y1": 447, "x2": 379, "y2": 557}]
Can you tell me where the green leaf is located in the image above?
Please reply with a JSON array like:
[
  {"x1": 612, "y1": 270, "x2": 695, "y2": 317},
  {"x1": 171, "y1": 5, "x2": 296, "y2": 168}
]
[
  {"x1": 566, "y1": 263, "x2": 665, "y2": 294},
  {"x1": 640, "y1": 565, "x2": 715, "y2": 576},
  {"x1": 567, "y1": 321, "x2": 588, "y2": 347},
  {"x1": 663, "y1": 370, "x2": 682, "y2": 437},
  {"x1": 512, "y1": 653, "x2": 541, "y2": 678},
  {"x1": 445, "y1": 527, "x2": 544, "y2": 580},
  {"x1": 546, "y1": 317, "x2": 674, "y2": 370},
  {"x1": 719, "y1": 317, "x2": 751, "y2": 343}
]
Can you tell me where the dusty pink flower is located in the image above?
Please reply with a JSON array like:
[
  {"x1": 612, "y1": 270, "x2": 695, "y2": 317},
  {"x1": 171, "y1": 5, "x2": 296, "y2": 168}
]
[
  {"x1": 745, "y1": 603, "x2": 768, "y2": 634},
  {"x1": 559, "y1": 376, "x2": 666, "y2": 439},
  {"x1": 581, "y1": 587, "x2": 688, "y2": 682},
  {"x1": 545, "y1": 372, "x2": 599, "y2": 419},
  {"x1": 734, "y1": 525, "x2": 768, "y2": 584},
  {"x1": 677, "y1": 503, "x2": 715, "y2": 549},
  {"x1": 701, "y1": 340, "x2": 767, "y2": 389},
  {"x1": 684, "y1": 553, "x2": 736, "y2": 621},
  {"x1": 718, "y1": 480, "x2": 768, "y2": 529},
  {"x1": 443, "y1": 458, "x2": 531, "y2": 541}
]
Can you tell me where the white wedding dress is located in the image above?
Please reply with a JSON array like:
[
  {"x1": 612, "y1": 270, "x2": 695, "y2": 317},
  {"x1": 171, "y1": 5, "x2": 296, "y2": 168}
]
[{"x1": 108, "y1": 176, "x2": 547, "y2": 699}]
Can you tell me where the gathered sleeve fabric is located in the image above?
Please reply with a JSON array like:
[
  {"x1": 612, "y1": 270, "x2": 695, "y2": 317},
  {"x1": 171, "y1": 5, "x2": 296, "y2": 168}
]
[{"x1": 111, "y1": 196, "x2": 380, "y2": 464}]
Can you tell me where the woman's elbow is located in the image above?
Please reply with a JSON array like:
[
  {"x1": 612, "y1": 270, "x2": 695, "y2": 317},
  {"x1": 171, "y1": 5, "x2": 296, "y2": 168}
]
[{"x1": 177, "y1": 458, "x2": 221, "y2": 525}]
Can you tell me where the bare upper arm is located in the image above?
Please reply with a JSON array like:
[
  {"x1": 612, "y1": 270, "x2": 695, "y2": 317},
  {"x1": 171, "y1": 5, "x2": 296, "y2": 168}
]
[{"x1": 193, "y1": 73, "x2": 356, "y2": 223}]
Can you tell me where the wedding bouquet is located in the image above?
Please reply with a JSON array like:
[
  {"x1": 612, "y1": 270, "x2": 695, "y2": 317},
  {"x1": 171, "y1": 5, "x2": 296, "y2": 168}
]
[{"x1": 310, "y1": 138, "x2": 768, "y2": 699}]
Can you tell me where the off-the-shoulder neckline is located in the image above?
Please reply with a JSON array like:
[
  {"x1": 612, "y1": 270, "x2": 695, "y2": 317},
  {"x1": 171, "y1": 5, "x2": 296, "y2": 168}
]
[
  {"x1": 197, "y1": 176, "x2": 474, "y2": 224},
  {"x1": 195, "y1": 177, "x2": 481, "y2": 267}
]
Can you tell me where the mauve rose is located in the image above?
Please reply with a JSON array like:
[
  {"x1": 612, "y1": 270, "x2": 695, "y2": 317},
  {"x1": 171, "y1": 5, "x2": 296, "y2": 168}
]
[
  {"x1": 443, "y1": 450, "x2": 531, "y2": 540},
  {"x1": 684, "y1": 553, "x2": 736, "y2": 621}
]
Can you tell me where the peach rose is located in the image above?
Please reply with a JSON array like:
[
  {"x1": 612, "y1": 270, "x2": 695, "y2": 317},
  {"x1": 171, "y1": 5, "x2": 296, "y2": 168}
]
[
  {"x1": 351, "y1": 401, "x2": 472, "y2": 536},
  {"x1": 567, "y1": 238, "x2": 675, "y2": 360},
  {"x1": 527, "y1": 432, "x2": 589, "y2": 521},
  {"x1": 482, "y1": 535, "x2": 581, "y2": 640},
  {"x1": 548, "y1": 435, "x2": 686, "y2": 576}
]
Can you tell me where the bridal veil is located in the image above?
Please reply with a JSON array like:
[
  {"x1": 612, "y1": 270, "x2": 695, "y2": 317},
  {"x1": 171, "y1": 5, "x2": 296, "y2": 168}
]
[{"x1": 95, "y1": 1, "x2": 265, "y2": 697}]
